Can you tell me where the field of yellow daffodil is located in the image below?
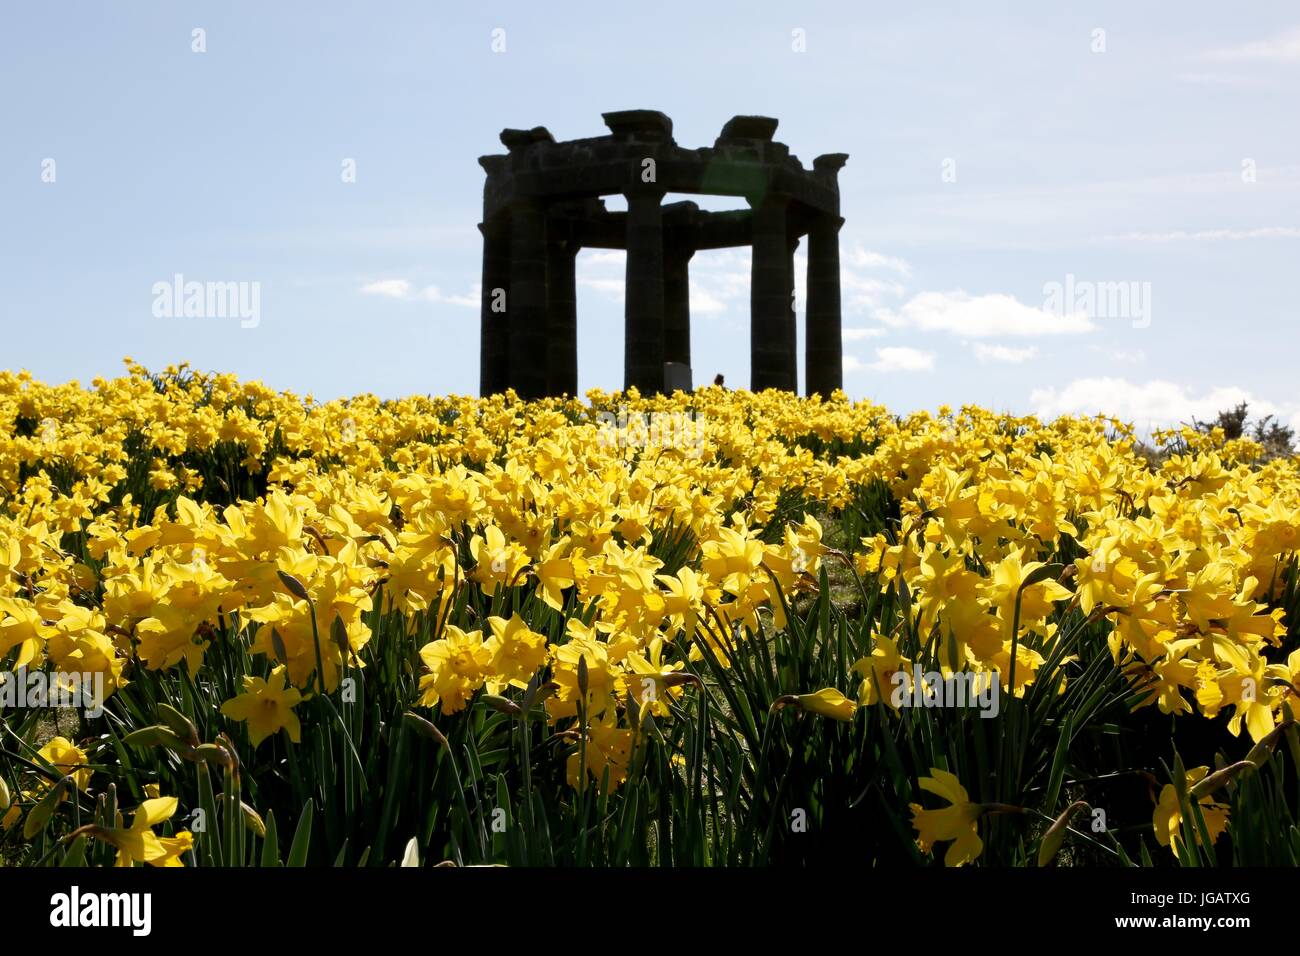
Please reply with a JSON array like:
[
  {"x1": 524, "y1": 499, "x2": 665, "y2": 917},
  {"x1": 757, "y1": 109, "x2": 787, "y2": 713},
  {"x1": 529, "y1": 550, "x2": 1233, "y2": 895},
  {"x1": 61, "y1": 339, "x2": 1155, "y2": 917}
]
[{"x1": 1, "y1": 360, "x2": 1298, "y2": 867}]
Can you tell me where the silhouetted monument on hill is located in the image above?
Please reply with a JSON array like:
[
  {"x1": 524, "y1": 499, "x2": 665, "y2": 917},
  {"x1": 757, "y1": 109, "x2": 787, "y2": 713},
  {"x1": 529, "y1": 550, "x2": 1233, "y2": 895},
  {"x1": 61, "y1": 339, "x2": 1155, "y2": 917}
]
[{"x1": 478, "y1": 110, "x2": 846, "y2": 399}]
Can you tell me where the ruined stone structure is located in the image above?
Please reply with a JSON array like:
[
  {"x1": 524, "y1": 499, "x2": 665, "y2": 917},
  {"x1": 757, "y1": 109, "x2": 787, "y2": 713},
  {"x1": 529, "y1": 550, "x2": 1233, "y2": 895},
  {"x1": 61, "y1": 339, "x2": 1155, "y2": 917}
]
[{"x1": 478, "y1": 110, "x2": 846, "y2": 399}]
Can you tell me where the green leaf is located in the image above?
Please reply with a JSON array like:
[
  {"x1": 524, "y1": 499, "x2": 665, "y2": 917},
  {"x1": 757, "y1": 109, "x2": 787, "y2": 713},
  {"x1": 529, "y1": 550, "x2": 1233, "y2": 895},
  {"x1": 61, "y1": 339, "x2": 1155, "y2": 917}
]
[
  {"x1": 287, "y1": 799, "x2": 314, "y2": 867},
  {"x1": 60, "y1": 834, "x2": 88, "y2": 867},
  {"x1": 1043, "y1": 713, "x2": 1073, "y2": 813},
  {"x1": 261, "y1": 809, "x2": 282, "y2": 867}
]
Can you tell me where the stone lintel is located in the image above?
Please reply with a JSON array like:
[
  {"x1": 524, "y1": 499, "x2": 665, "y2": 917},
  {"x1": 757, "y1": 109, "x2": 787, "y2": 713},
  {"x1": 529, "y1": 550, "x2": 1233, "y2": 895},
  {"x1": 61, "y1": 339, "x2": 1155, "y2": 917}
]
[
  {"x1": 662, "y1": 199, "x2": 700, "y2": 219},
  {"x1": 483, "y1": 152, "x2": 838, "y2": 219},
  {"x1": 813, "y1": 152, "x2": 849, "y2": 174},
  {"x1": 602, "y1": 109, "x2": 674, "y2": 140},
  {"x1": 718, "y1": 115, "x2": 779, "y2": 143},
  {"x1": 500, "y1": 126, "x2": 556, "y2": 151}
]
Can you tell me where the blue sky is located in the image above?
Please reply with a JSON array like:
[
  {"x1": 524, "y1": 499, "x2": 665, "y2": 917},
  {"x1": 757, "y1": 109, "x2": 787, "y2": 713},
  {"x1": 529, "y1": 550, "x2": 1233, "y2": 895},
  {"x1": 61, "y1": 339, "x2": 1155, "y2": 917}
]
[{"x1": 2, "y1": 1, "x2": 1297, "y2": 429}]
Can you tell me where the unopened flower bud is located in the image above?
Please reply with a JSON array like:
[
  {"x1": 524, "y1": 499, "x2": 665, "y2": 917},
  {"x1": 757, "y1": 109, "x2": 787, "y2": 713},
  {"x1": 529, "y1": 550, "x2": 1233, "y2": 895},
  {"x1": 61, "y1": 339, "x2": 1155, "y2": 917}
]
[
  {"x1": 793, "y1": 687, "x2": 857, "y2": 722},
  {"x1": 1037, "y1": 801, "x2": 1089, "y2": 868}
]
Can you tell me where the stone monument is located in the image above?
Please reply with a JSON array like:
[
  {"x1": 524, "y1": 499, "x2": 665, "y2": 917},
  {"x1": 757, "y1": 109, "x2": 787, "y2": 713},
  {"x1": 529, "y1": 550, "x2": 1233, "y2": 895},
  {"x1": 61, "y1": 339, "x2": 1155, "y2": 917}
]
[{"x1": 477, "y1": 110, "x2": 846, "y2": 399}]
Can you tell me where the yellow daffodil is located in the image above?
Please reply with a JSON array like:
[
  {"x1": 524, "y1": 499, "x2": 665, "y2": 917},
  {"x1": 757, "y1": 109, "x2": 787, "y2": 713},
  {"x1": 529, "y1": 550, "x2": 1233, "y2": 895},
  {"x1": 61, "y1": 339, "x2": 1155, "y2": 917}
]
[
  {"x1": 483, "y1": 613, "x2": 549, "y2": 691},
  {"x1": 220, "y1": 665, "x2": 303, "y2": 747},
  {"x1": 416, "y1": 625, "x2": 490, "y2": 715},
  {"x1": 80, "y1": 796, "x2": 193, "y2": 867},
  {"x1": 909, "y1": 768, "x2": 985, "y2": 867},
  {"x1": 1152, "y1": 767, "x2": 1230, "y2": 857},
  {"x1": 36, "y1": 736, "x2": 93, "y2": 793}
]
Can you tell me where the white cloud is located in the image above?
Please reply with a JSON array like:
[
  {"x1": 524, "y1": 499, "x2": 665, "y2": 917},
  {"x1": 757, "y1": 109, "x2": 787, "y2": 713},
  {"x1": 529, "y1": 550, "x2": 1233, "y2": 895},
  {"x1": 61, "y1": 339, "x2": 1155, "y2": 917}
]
[
  {"x1": 837, "y1": 245, "x2": 911, "y2": 312},
  {"x1": 843, "y1": 274, "x2": 908, "y2": 312},
  {"x1": 1030, "y1": 378, "x2": 1300, "y2": 429},
  {"x1": 359, "y1": 278, "x2": 477, "y2": 306},
  {"x1": 360, "y1": 279, "x2": 412, "y2": 299},
  {"x1": 843, "y1": 326, "x2": 887, "y2": 341},
  {"x1": 701, "y1": 250, "x2": 756, "y2": 307},
  {"x1": 421, "y1": 285, "x2": 479, "y2": 307},
  {"x1": 1098, "y1": 226, "x2": 1300, "y2": 242},
  {"x1": 690, "y1": 288, "x2": 729, "y2": 315},
  {"x1": 1175, "y1": 72, "x2": 1268, "y2": 88},
  {"x1": 843, "y1": 245, "x2": 912, "y2": 277},
  {"x1": 1205, "y1": 27, "x2": 1300, "y2": 63},
  {"x1": 877, "y1": 291, "x2": 1096, "y2": 337},
  {"x1": 973, "y1": 343, "x2": 1038, "y2": 364},
  {"x1": 867, "y1": 346, "x2": 935, "y2": 373},
  {"x1": 577, "y1": 277, "x2": 626, "y2": 300},
  {"x1": 1090, "y1": 345, "x2": 1146, "y2": 365}
]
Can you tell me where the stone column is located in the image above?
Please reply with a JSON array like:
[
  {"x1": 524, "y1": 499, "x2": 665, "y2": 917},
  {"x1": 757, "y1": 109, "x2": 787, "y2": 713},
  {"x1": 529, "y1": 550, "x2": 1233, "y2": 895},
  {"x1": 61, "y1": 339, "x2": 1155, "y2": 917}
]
[
  {"x1": 507, "y1": 199, "x2": 549, "y2": 400},
  {"x1": 785, "y1": 235, "x2": 799, "y2": 393},
  {"x1": 546, "y1": 237, "x2": 579, "y2": 396},
  {"x1": 663, "y1": 245, "x2": 693, "y2": 368},
  {"x1": 478, "y1": 217, "x2": 511, "y2": 395},
  {"x1": 805, "y1": 213, "x2": 843, "y2": 397},
  {"x1": 750, "y1": 195, "x2": 796, "y2": 391},
  {"x1": 624, "y1": 190, "x2": 666, "y2": 394}
]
